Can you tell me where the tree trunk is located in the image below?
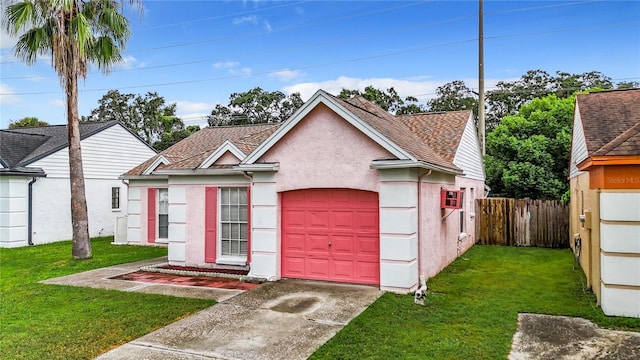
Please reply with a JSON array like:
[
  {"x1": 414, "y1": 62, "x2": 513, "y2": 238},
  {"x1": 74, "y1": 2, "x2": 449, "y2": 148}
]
[{"x1": 67, "y1": 68, "x2": 92, "y2": 259}]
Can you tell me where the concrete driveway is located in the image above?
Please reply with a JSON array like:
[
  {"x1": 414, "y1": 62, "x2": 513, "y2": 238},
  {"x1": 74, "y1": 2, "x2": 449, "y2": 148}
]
[{"x1": 96, "y1": 279, "x2": 382, "y2": 360}]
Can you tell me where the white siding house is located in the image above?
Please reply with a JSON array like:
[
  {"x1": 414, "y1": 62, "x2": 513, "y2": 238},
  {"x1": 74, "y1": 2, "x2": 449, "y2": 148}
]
[{"x1": 0, "y1": 121, "x2": 156, "y2": 247}]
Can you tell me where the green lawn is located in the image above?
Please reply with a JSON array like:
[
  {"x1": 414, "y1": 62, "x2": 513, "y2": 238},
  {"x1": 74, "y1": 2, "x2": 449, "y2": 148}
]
[
  {"x1": 0, "y1": 237, "x2": 216, "y2": 360},
  {"x1": 311, "y1": 245, "x2": 640, "y2": 360}
]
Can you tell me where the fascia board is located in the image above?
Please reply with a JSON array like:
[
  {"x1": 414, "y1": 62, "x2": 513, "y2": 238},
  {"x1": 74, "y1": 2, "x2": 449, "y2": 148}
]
[
  {"x1": 142, "y1": 155, "x2": 170, "y2": 175},
  {"x1": 152, "y1": 168, "x2": 243, "y2": 176},
  {"x1": 242, "y1": 90, "x2": 413, "y2": 164},
  {"x1": 234, "y1": 163, "x2": 280, "y2": 172},
  {"x1": 371, "y1": 159, "x2": 462, "y2": 175},
  {"x1": 119, "y1": 174, "x2": 169, "y2": 180},
  {"x1": 198, "y1": 140, "x2": 246, "y2": 169}
]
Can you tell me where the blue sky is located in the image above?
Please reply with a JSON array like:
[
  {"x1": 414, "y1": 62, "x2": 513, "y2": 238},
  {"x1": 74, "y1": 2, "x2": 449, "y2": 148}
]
[{"x1": 1, "y1": 0, "x2": 639, "y2": 128}]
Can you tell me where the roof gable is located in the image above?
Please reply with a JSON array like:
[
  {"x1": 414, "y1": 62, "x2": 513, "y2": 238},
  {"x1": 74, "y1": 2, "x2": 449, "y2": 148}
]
[
  {"x1": 243, "y1": 90, "x2": 459, "y2": 173},
  {"x1": 198, "y1": 140, "x2": 245, "y2": 168},
  {"x1": 124, "y1": 123, "x2": 280, "y2": 176},
  {"x1": 243, "y1": 90, "x2": 413, "y2": 164},
  {"x1": 0, "y1": 121, "x2": 124, "y2": 167},
  {"x1": 576, "y1": 89, "x2": 640, "y2": 157}
]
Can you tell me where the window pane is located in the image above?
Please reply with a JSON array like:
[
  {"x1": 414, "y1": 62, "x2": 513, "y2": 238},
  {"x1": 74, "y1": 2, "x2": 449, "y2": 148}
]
[
  {"x1": 221, "y1": 240, "x2": 230, "y2": 256},
  {"x1": 240, "y1": 241, "x2": 247, "y2": 255},
  {"x1": 159, "y1": 215, "x2": 169, "y2": 238},
  {"x1": 221, "y1": 188, "x2": 230, "y2": 205},
  {"x1": 221, "y1": 205, "x2": 230, "y2": 221},
  {"x1": 159, "y1": 189, "x2": 169, "y2": 214},
  {"x1": 231, "y1": 223, "x2": 240, "y2": 239},
  {"x1": 240, "y1": 225, "x2": 247, "y2": 240},
  {"x1": 230, "y1": 205, "x2": 239, "y2": 221},
  {"x1": 222, "y1": 223, "x2": 230, "y2": 239},
  {"x1": 231, "y1": 240, "x2": 239, "y2": 255},
  {"x1": 239, "y1": 188, "x2": 247, "y2": 204},
  {"x1": 230, "y1": 188, "x2": 239, "y2": 204},
  {"x1": 239, "y1": 205, "x2": 247, "y2": 221}
]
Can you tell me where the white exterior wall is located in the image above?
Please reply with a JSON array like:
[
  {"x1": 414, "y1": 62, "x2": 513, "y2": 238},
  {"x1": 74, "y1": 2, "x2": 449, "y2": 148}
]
[
  {"x1": 378, "y1": 168, "x2": 419, "y2": 293},
  {"x1": 4, "y1": 124, "x2": 157, "y2": 246},
  {"x1": 0, "y1": 177, "x2": 29, "y2": 247},
  {"x1": 600, "y1": 191, "x2": 640, "y2": 318},
  {"x1": 29, "y1": 178, "x2": 127, "y2": 244},
  {"x1": 569, "y1": 103, "x2": 588, "y2": 179},
  {"x1": 453, "y1": 115, "x2": 485, "y2": 181}
]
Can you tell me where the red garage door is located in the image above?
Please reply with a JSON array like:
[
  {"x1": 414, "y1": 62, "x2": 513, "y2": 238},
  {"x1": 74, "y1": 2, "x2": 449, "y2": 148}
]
[{"x1": 281, "y1": 189, "x2": 380, "y2": 285}]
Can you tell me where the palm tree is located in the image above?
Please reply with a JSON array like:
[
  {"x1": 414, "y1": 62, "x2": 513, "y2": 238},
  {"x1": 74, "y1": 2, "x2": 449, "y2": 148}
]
[{"x1": 3, "y1": 0, "x2": 138, "y2": 259}]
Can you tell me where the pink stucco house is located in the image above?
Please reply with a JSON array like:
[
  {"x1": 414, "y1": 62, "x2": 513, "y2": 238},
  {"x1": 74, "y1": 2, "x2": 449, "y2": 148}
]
[{"x1": 121, "y1": 90, "x2": 485, "y2": 293}]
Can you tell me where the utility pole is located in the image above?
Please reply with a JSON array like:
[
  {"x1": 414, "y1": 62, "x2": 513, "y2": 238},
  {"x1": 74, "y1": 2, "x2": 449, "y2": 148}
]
[{"x1": 478, "y1": 0, "x2": 486, "y2": 155}]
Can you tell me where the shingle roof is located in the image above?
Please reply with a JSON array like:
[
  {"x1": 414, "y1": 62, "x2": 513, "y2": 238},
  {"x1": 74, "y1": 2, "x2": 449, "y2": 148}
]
[
  {"x1": 396, "y1": 110, "x2": 472, "y2": 163},
  {"x1": 0, "y1": 121, "x2": 120, "y2": 167},
  {"x1": 125, "y1": 123, "x2": 280, "y2": 175},
  {"x1": 125, "y1": 91, "x2": 471, "y2": 176},
  {"x1": 332, "y1": 94, "x2": 462, "y2": 171},
  {"x1": 577, "y1": 89, "x2": 640, "y2": 156}
]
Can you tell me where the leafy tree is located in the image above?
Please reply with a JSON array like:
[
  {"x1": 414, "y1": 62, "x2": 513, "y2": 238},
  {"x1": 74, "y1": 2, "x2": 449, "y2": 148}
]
[
  {"x1": 485, "y1": 94, "x2": 574, "y2": 200},
  {"x1": 207, "y1": 87, "x2": 304, "y2": 126},
  {"x1": 153, "y1": 125, "x2": 200, "y2": 151},
  {"x1": 8, "y1": 117, "x2": 49, "y2": 128},
  {"x1": 616, "y1": 81, "x2": 640, "y2": 90},
  {"x1": 427, "y1": 80, "x2": 478, "y2": 117},
  {"x1": 4, "y1": 0, "x2": 138, "y2": 259},
  {"x1": 84, "y1": 90, "x2": 182, "y2": 145},
  {"x1": 338, "y1": 86, "x2": 426, "y2": 114}
]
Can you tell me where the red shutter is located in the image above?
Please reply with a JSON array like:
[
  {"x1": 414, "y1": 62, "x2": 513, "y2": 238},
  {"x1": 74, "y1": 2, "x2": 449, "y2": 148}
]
[
  {"x1": 205, "y1": 187, "x2": 218, "y2": 263},
  {"x1": 147, "y1": 188, "x2": 156, "y2": 243},
  {"x1": 246, "y1": 186, "x2": 251, "y2": 264}
]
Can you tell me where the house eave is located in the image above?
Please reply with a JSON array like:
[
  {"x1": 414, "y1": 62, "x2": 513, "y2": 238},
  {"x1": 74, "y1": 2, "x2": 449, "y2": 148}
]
[
  {"x1": 370, "y1": 159, "x2": 462, "y2": 175},
  {"x1": 234, "y1": 163, "x2": 280, "y2": 172},
  {"x1": 153, "y1": 168, "x2": 245, "y2": 176},
  {"x1": 577, "y1": 155, "x2": 640, "y2": 171},
  {"x1": 119, "y1": 174, "x2": 169, "y2": 180},
  {"x1": 0, "y1": 167, "x2": 47, "y2": 177}
]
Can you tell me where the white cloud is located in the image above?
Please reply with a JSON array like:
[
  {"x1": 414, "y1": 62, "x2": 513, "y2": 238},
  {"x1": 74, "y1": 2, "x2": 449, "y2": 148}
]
[
  {"x1": 295, "y1": 7, "x2": 305, "y2": 16},
  {"x1": 0, "y1": 84, "x2": 19, "y2": 104},
  {"x1": 213, "y1": 61, "x2": 252, "y2": 77},
  {"x1": 269, "y1": 69, "x2": 303, "y2": 82},
  {"x1": 264, "y1": 20, "x2": 272, "y2": 32},
  {"x1": 283, "y1": 76, "x2": 510, "y2": 103},
  {"x1": 115, "y1": 55, "x2": 145, "y2": 70},
  {"x1": 48, "y1": 99, "x2": 65, "y2": 107},
  {"x1": 213, "y1": 61, "x2": 239, "y2": 69},
  {"x1": 0, "y1": 27, "x2": 20, "y2": 50},
  {"x1": 175, "y1": 100, "x2": 213, "y2": 114},
  {"x1": 233, "y1": 15, "x2": 257, "y2": 25}
]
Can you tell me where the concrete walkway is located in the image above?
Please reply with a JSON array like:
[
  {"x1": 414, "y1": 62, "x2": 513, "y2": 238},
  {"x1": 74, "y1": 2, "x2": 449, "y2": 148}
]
[
  {"x1": 510, "y1": 314, "x2": 640, "y2": 360},
  {"x1": 40, "y1": 257, "x2": 244, "y2": 301},
  {"x1": 41, "y1": 258, "x2": 382, "y2": 359}
]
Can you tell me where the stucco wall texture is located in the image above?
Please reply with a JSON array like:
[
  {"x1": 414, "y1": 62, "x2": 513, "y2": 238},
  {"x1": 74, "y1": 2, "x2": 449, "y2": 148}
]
[{"x1": 261, "y1": 104, "x2": 393, "y2": 193}]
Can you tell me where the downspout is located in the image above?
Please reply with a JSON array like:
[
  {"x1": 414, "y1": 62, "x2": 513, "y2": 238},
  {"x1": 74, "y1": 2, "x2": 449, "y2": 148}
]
[
  {"x1": 28, "y1": 177, "x2": 38, "y2": 246},
  {"x1": 416, "y1": 170, "x2": 432, "y2": 279},
  {"x1": 414, "y1": 170, "x2": 432, "y2": 303}
]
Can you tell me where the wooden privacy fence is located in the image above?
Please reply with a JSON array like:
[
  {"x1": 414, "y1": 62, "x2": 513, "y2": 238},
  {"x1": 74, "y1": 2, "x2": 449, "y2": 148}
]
[{"x1": 475, "y1": 198, "x2": 569, "y2": 248}]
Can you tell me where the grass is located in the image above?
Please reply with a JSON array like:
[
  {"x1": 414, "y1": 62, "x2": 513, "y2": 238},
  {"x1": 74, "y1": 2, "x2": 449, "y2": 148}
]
[
  {"x1": 311, "y1": 245, "x2": 640, "y2": 360},
  {"x1": 0, "y1": 237, "x2": 216, "y2": 360}
]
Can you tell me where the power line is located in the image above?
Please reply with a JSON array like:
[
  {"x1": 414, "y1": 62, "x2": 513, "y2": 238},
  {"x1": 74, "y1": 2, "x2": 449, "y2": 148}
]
[{"x1": 0, "y1": 0, "x2": 600, "y2": 65}]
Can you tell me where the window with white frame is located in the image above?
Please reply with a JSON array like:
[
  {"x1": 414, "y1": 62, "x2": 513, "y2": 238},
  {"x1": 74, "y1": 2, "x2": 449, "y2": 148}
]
[
  {"x1": 158, "y1": 188, "x2": 169, "y2": 240},
  {"x1": 219, "y1": 187, "x2": 248, "y2": 258},
  {"x1": 111, "y1": 187, "x2": 120, "y2": 210}
]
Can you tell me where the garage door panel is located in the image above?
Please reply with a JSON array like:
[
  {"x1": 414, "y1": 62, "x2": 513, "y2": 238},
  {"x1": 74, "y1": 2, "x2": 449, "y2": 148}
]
[
  {"x1": 283, "y1": 209, "x2": 306, "y2": 228},
  {"x1": 282, "y1": 189, "x2": 380, "y2": 285},
  {"x1": 308, "y1": 259, "x2": 330, "y2": 278},
  {"x1": 331, "y1": 235, "x2": 354, "y2": 254},
  {"x1": 357, "y1": 235, "x2": 379, "y2": 255},
  {"x1": 309, "y1": 234, "x2": 330, "y2": 252},
  {"x1": 332, "y1": 210, "x2": 355, "y2": 230},
  {"x1": 283, "y1": 257, "x2": 306, "y2": 276},
  {"x1": 283, "y1": 233, "x2": 305, "y2": 252},
  {"x1": 308, "y1": 210, "x2": 329, "y2": 229}
]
